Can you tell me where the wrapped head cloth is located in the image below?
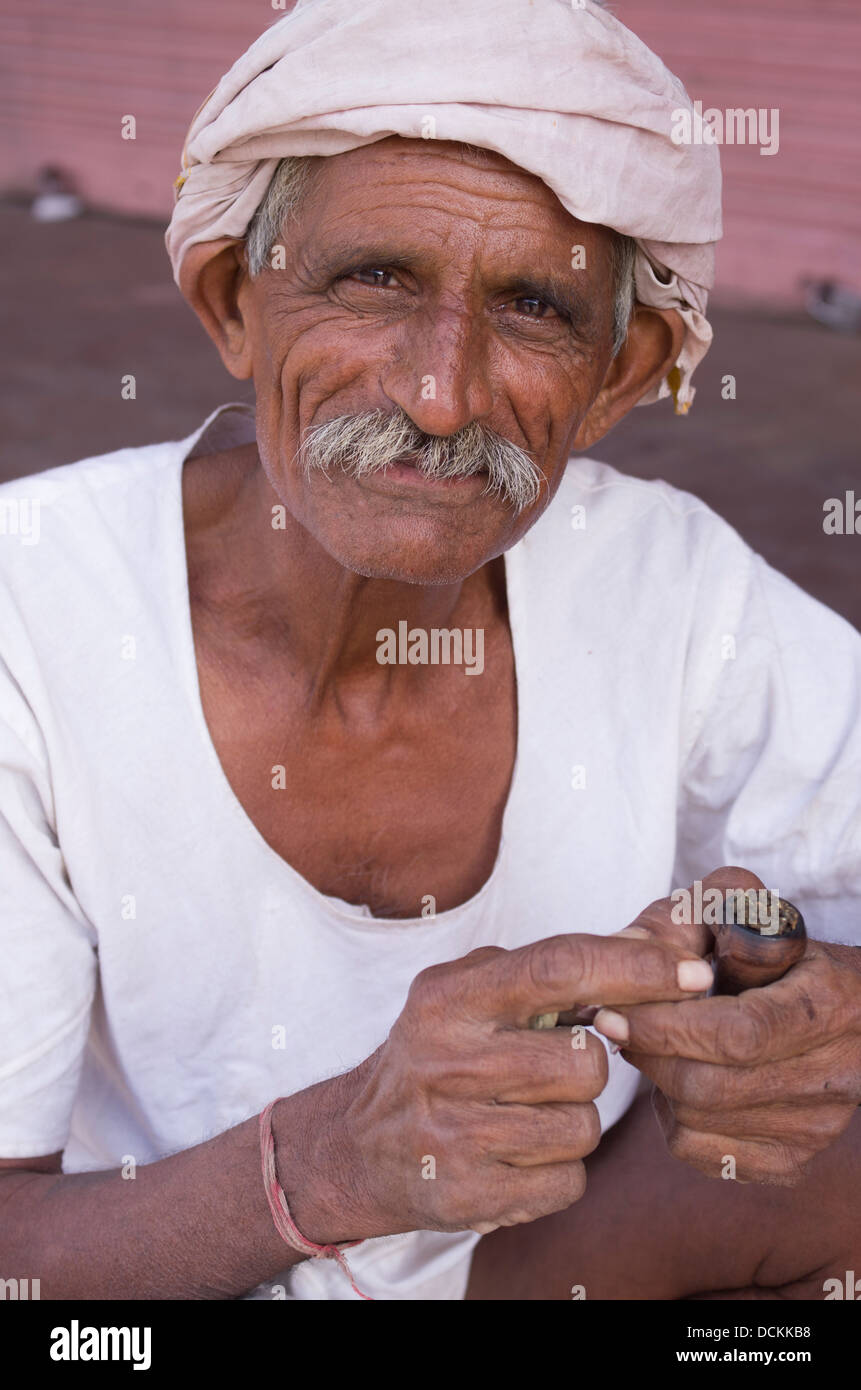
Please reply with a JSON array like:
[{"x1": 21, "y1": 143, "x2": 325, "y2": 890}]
[{"x1": 166, "y1": 0, "x2": 722, "y2": 412}]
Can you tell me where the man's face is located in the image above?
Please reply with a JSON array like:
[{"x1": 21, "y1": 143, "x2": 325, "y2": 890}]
[{"x1": 238, "y1": 138, "x2": 622, "y2": 584}]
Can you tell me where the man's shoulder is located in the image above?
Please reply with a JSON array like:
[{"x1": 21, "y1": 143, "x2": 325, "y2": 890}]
[
  {"x1": 0, "y1": 404, "x2": 254, "y2": 544},
  {"x1": 526, "y1": 453, "x2": 751, "y2": 573},
  {"x1": 561, "y1": 454, "x2": 724, "y2": 527},
  {"x1": 0, "y1": 436, "x2": 179, "y2": 512},
  {"x1": 0, "y1": 435, "x2": 186, "y2": 642}
]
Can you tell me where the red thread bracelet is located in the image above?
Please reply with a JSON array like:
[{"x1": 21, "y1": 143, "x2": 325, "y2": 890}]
[{"x1": 259, "y1": 1099, "x2": 372, "y2": 1301}]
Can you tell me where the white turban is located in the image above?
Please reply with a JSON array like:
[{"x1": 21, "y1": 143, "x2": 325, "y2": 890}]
[{"x1": 166, "y1": 0, "x2": 721, "y2": 412}]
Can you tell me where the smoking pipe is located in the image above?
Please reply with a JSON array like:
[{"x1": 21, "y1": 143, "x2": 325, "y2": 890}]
[
  {"x1": 529, "y1": 897, "x2": 807, "y2": 1031},
  {"x1": 712, "y1": 895, "x2": 806, "y2": 995}
]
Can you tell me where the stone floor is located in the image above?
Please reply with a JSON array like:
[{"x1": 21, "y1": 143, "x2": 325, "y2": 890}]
[{"x1": 1, "y1": 201, "x2": 859, "y2": 628}]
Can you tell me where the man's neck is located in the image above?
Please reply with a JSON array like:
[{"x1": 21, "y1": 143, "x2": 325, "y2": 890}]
[{"x1": 182, "y1": 444, "x2": 506, "y2": 706}]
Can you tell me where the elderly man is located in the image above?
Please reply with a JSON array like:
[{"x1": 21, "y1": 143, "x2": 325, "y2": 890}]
[{"x1": 0, "y1": 0, "x2": 859, "y2": 1303}]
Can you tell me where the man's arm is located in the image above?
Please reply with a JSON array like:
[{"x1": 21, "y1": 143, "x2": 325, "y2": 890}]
[
  {"x1": 0, "y1": 933, "x2": 708, "y2": 1299},
  {"x1": 0, "y1": 1085, "x2": 340, "y2": 1300}
]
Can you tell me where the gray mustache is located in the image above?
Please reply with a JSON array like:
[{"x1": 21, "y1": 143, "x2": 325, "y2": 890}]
[{"x1": 299, "y1": 409, "x2": 543, "y2": 514}]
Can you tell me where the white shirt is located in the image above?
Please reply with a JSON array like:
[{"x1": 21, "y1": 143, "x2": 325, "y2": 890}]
[{"x1": 1, "y1": 402, "x2": 859, "y2": 1300}]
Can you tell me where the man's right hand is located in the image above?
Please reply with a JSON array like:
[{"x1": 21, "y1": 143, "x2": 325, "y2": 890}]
[{"x1": 277, "y1": 932, "x2": 715, "y2": 1243}]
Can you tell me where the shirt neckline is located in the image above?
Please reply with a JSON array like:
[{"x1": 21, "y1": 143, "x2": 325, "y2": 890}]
[{"x1": 169, "y1": 402, "x2": 528, "y2": 931}]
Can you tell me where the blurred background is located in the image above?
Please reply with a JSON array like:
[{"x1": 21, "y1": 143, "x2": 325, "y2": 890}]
[{"x1": 1, "y1": 0, "x2": 859, "y2": 624}]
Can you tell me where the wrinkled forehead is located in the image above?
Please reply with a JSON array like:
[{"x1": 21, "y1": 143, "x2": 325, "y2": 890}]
[
  {"x1": 282, "y1": 137, "x2": 609, "y2": 252},
  {"x1": 296, "y1": 137, "x2": 566, "y2": 201}
]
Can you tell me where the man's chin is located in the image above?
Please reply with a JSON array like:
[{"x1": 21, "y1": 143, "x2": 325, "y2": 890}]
[
  {"x1": 298, "y1": 486, "x2": 516, "y2": 584},
  {"x1": 325, "y1": 543, "x2": 488, "y2": 587}
]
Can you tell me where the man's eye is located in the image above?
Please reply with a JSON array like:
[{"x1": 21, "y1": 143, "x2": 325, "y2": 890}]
[
  {"x1": 510, "y1": 296, "x2": 554, "y2": 319},
  {"x1": 350, "y1": 267, "x2": 399, "y2": 288}
]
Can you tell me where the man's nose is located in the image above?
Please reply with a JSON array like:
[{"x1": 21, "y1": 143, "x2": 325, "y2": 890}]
[{"x1": 380, "y1": 304, "x2": 494, "y2": 436}]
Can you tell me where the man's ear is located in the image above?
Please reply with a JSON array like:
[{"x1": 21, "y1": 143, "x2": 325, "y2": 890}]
[
  {"x1": 178, "y1": 239, "x2": 254, "y2": 380},
  {"x1": 571, "y1": 306, "x2": 686, "y2": 451}
]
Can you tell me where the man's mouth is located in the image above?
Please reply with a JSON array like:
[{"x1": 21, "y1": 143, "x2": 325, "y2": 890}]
[{"x1": 381, "y1": 454, "x2": 490, "y2": 487}]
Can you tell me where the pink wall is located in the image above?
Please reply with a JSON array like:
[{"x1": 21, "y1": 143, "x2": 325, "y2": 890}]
[
  {"x1": 1, "y1": 0, "x2": 859, "y2": 304},
  {"x1": 614, "y1": 0, "x2": 861, "y2": 303}
]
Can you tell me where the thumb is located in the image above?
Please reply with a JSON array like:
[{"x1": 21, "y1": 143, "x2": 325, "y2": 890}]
[{"x1": 629, "y1": 865, "x2": 767, "y2": 958}]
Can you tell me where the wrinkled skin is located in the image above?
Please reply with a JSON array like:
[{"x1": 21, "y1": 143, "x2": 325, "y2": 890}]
[
  {"x1": 273, "y1": 929, "x2": 715, "y2": 1242},
  {"x1": 180, "y1": 137, "x2": 683, "y2": 585},
  {"x1": 593, "y1": 867, "x2": 861, "y2": 1187}
]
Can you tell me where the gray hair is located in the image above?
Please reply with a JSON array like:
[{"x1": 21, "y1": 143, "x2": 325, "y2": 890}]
[
  {"x1": 246, "y1": 153, "x2": 637, "y2": 354},
  {"x1": 300, "y1": 406, "x2": 544, "y2": 514}
]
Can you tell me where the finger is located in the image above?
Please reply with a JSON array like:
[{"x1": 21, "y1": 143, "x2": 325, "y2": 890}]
[
  {"x1": 651, "y1": 1088, "x2": 815, "y2": 1186},
  {"x1": 488, "y1": 1026, "x2": 609, "y2": 1104},
  {"x1": 594, "y1": 954, "x2": 832, "y2": 1064},
  {"x1": 631, "y1": 865, "x2": 767, "y2": 959},
  {"x1": 625, "y1": 1044, "x2": 859, "y2": 1114},
  {"x1": 480, "y1": 1100, "x2": 602, "y2": 1166},
  {"x1": 471, "y1": 1158, "x2": 588, "y2": 1232},
  {"x1": 470, "y1": 933, "x2": 714, "y2": 1025},
  {"x1": 648, "y1": 1092, "x2": 853, "y2": 1151},
  {"x1": 549, "y1": 925, "x2": 683, "y2": 1027}
]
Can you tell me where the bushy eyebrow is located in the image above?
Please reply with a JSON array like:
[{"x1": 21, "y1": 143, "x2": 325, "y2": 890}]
[
  {"x1": 306, "y1": 243, "x2": 603, "y2": 337},
  {"x1": 304, "y1": 242, "x2": 419, "y2": 280}
]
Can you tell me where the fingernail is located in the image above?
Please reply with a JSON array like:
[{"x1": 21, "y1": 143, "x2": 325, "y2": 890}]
[
  {"x1": 615, "y1": 925, "x2": 652, "y2": 940},
  {"x1": 677, "y1": 959, "x2": 714, "y2": 991},
  {"x1": 593, "y1": 1008, "x2": 629, "y2": 1044}
]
